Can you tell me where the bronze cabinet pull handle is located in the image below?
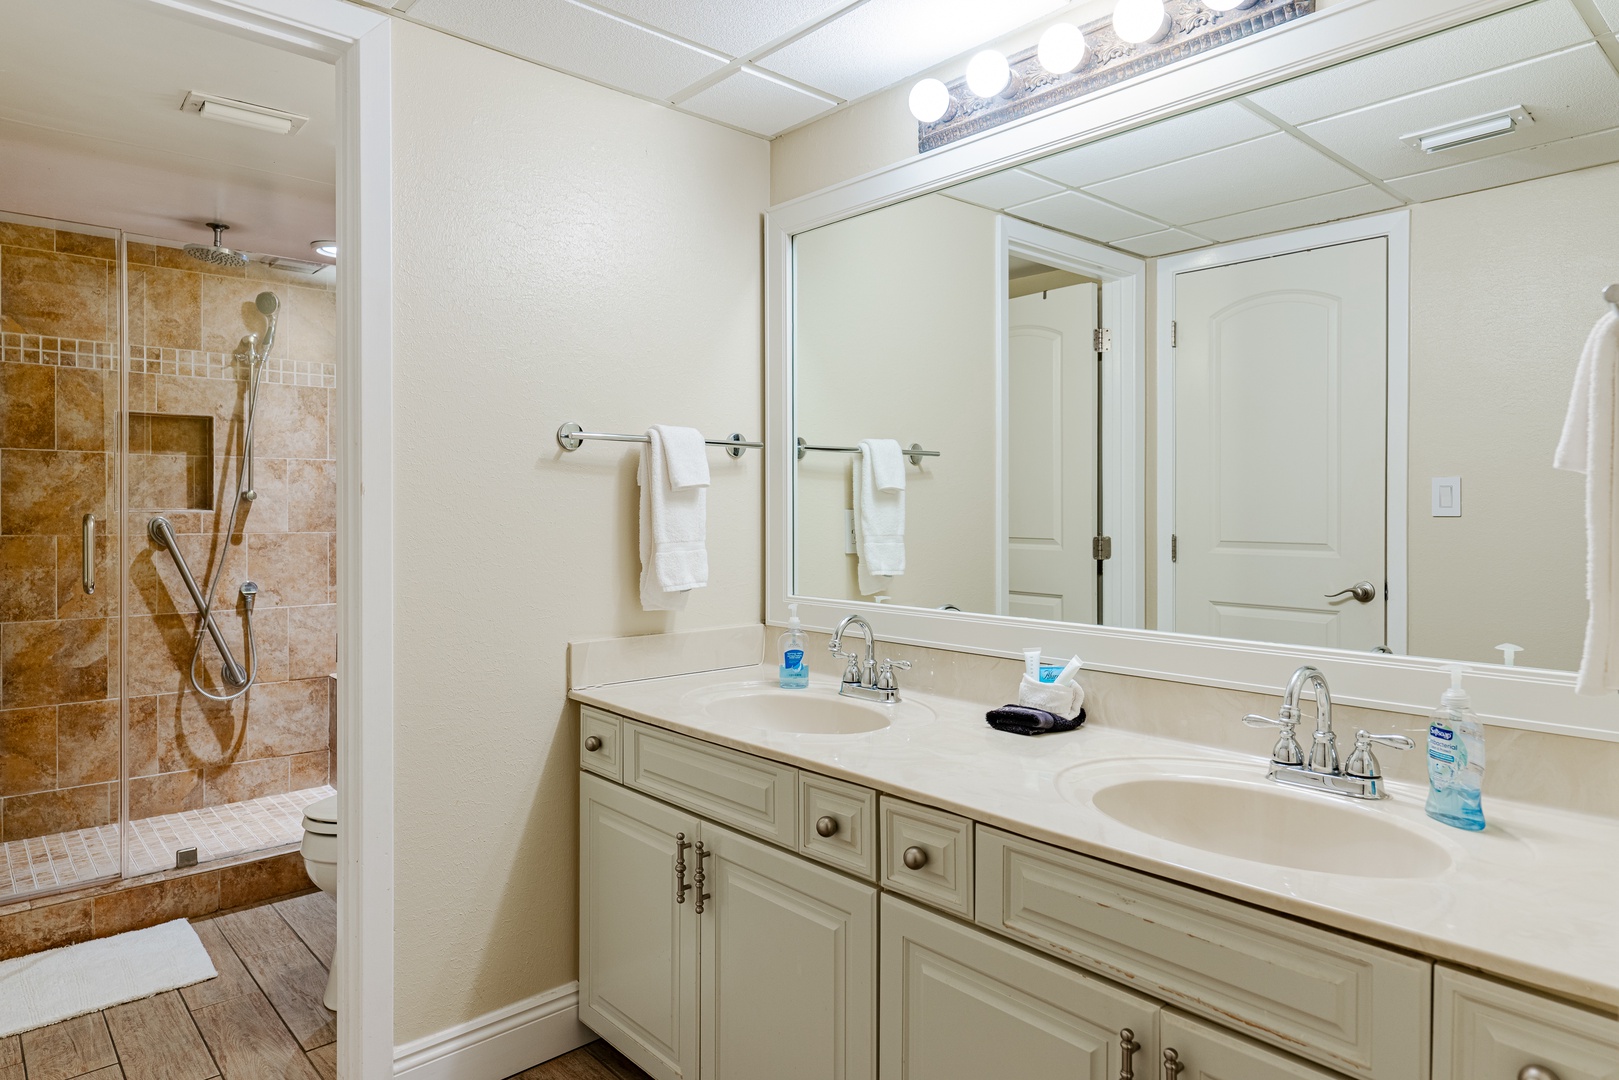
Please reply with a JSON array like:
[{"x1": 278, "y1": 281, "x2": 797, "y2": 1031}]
[
  {"x1": 674, "y1": 833, "x2": 690, "y2": 904},
  {"x1": 1162, "y1": 1048, "x2": 1183, "y2": 1079},
  {"x1": 1519, "y1": 1068, "x2": 1561, "y2": 1080},
  {"x1": 902, "y1": 846, "x2": 928, "y2": 870},
  {"x1": 815, "y1": 816, "x2": 839, "y2": 837},
  {"x1": 584, "y1": 735, "x2": 603, "y2": 752},
  {"x1": 694, "y1": 841, "x2": 712, "y2": 914},
  {"x1": 1118, "y1": 1028, "x2": 1139, "y2": 1080}
]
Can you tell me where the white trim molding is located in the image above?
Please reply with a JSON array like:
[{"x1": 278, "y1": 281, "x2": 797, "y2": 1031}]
[
  {"x1": 394, "y1": 984, "x2": 592, "y2": 1080},
  {"x1": 765, "y1": 0, "x2": 1619, "y2": 741}
]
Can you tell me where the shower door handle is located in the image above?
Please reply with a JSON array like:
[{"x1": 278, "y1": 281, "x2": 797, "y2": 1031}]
[{"x1": 81, "y1": 514, "x2": 96, "y2": 595}]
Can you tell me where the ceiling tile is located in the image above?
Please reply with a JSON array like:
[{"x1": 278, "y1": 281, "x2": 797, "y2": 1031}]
[
  {"x1": 1005, "y1": 191, "x2": 1164, "y2": 244},
  {"x1": 756, "y1": 0, "x2": 1066, "y2": 101},
  {"x1": 1189, "y1": 186, "x2": 1403, "y2": 244},
  {"x1": 403, "y1": 0, "x2": 728, "y2": 100},
  {"x1": 1246, "y1": 0, "x2": 1593, "y2": 125},
  {"x1": 588, "y1": 0, "x2": 858, "y2": 56},
  {"x1": 1598, "y1": 0, "x2": 1619, "y2": 32},
  {"x1": 1384, "y1": 125, "x2": 1619, "y2": 202},
  {"x1": 1299, "y1": 44, "x2": 1619, "y2": 181},
  {"x1": 1110, "y1": 229, "x2": 1210, "y2": 257},
  {"x1": 1084, "y1": 133, "x2": 1363, "y2": 225},
  {"x1": 679, "y1": 66, "x2": 836, "y2": 136},
  {"x1": 1024, "y1": 102, "x2": 1276, "y2": 187},
  {"x1": 945, "y1": 168, "x2": 1064, "y2": 210}
]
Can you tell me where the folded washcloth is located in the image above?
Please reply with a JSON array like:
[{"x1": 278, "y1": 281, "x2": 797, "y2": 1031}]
[
  {"x1": 654, "y1": 424, "x2": 710, "y2": 492},
  {"x1": 638, "y1": 427, "x2": 707, "y2": 611},
  {"x1": 854, "y1": 439, "x2": 905, "y2": 597},
  {"x1": 986, "y1": 705, "x2": 1087, "y2": 736}
]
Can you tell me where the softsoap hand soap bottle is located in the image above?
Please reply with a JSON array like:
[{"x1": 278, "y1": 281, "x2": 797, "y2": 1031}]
[
  {"x1": 1425, "y1": 664, "x2": 1486, "y2": 831},
  {"x1": 779, "y1": 604, "x2": 809, "y2": 689}
]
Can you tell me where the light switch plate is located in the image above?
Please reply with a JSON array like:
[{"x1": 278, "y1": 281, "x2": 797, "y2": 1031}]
[{"x1": 1432, "y1": 476, "x2": 1461, "y2": 517}]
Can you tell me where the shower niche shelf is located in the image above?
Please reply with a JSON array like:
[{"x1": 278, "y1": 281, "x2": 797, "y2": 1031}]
[{"x1": 128, "y1": 411, "x2": 213, "y2": 510}]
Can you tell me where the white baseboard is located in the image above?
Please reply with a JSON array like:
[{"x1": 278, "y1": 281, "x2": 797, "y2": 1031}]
[{"x1": 393, "y1": 982, "x2": 592, "y2": 1080}]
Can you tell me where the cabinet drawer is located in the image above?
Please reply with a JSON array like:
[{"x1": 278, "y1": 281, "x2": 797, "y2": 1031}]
[
  {"x1": 799, "y1": 773, "x2": 877, "y2": 880},
  {"x1": 1434, "y1": 965, "x2": 1619, "y2": 1080},
  {"x1": 1163, "y1": 1009, "x2": 1345, "y2": 1079},
  {"x1": 579, "y1": 706, "x2": 622, "y2": 781},
  {"x1": 880, "y1": 797, "x2": 973, "y2": 918},
  {"x1": 622, "y1": 720, "x2": 799, "y2": 846},
  {"x1": 976, "y1": 826, "x2": 1431, "y2": 1080}
]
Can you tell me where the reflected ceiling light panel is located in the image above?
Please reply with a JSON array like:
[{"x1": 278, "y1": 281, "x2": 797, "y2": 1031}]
[
  {"x1": 1202, "y1": 0, "x2": 1258, "y2": 10},
  {"x1": 1402, "y1": 106, "x2": 1531, "y2": 153},
  {"x1": 311, "y1": 240, "x2": 337, "y2": 258},
  {"x1": 964, "y1": 49, "x2": 1011, "y2": 98},
  {"x1": 1112, "y1": 0, "x2": 1171, "y2": 44},
  {"x1": 1037, "y1": 23, "x2": 1089, "y2": 74},
  {"x1": 908, "y1": 78, "x2": 952, "y2": 123},
  {"x1": 180, "y1": 90, "x2": 307, "y2": 135}
]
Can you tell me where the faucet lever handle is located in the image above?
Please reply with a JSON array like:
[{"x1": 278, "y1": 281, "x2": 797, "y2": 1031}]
[
  {"x1": 1242, "y1": 713, "x2": 1292, "y2": 729},
  {"x1": 875, "y1": 658, "x2": 911, "y2": 691},
  {"x1": 1344, "y1": 730, "x2": 1415, "y2": 779},
  {"x1": 1241, "y1": 714, "x2": 1306, "y2": 767}
]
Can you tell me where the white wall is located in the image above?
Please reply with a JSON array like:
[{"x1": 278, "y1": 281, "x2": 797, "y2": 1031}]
[
  {"x1": 390, "y1": 20, "x2": 768, "y2": 1043},
  {"x1": 793, "y1": 194, "x2": 1001, "y2": 612}
]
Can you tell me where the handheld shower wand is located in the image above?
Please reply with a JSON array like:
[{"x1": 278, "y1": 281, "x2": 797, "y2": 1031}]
[{"x1": 240, "y1": 292, "x2": 279, "y2": 502}]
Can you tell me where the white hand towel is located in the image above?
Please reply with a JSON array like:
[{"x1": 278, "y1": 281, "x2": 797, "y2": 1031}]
[
  {"x1": 1554, "y1": 311, "x2": 1619, "y2": 694},
  {"x1": 654, "y1": 424, "x2": 710, "y2": 491},
  {"x1": 853, "y1": 439, "x2": 905, "y2": 597},
  {"x1": 638, "y1": 427, "x2": 707, "y2": 612},
  {"x1": 865, "y1": 437, "x2": 906, "y2": 493}
]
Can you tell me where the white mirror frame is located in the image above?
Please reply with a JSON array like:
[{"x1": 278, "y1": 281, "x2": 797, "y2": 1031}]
[{"x1": 766, "y1": 0, "x2": 1619, "y2": 742}]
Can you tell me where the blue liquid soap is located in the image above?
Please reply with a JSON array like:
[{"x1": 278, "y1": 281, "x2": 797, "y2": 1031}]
[
  {"x1": 778, "y1": 604, "x2": 809, "y2": 689},
  {"x1": 1425, "y1": 665, "x2": 1486, "y2": 831}
]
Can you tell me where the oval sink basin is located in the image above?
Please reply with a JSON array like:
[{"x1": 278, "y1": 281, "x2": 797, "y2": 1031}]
[
  {"x1": 1083, "y1": 774, "x2": 1452, "y2": 879},
  {"x1": 688, "y1": 683, "x2": 931, "y2": 735}
]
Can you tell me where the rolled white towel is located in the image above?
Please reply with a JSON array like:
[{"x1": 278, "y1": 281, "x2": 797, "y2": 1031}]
[{"x1": 639, "y1": 427, "x2": 707, "y2": 611}]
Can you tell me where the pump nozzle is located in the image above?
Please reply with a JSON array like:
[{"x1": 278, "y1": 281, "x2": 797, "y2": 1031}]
[
  {"x1": 787, "y1": 603, "x2": 801, "y2": 630},
  {"x1": 1441, "y1": 663, "x2": 1471, "y2": 707}
]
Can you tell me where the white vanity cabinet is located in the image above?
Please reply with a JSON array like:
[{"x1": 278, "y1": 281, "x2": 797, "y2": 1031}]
[{"x1": 1433, "y1": 966, "x2": 1619, "y2": 1080}]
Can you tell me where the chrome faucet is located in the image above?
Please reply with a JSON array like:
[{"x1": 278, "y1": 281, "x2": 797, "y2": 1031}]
[
  {"x1": 828, "y1": 614, "x2": 910, "y2": 704},
  {"x1": 1242, "y1": 665, "x2": 1413, "y2": 800}
]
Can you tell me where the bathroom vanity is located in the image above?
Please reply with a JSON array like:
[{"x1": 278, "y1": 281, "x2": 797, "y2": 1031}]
[{"x1": 573, "y1": 670, "x2": 1619, "y2": 1080}]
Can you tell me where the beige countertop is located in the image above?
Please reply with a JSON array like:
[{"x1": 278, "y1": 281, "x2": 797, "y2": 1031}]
[{"x1": 572, "y1": 664, "x2": 1619, "y2": 1013}]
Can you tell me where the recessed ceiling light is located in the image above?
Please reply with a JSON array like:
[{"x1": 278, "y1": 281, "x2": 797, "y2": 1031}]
[
  {"x1": 311, "y1": 241, "x2": 337, "y2": 258},
  {"x1": 1402, "y1": 106, "x2": 1531, "y2": 154},
  {"x1": 181, "y1": 91, "x2": 308, "y2": 136}
]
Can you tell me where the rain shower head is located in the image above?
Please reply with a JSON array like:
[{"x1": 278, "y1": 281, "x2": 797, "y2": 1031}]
[{"x1": 184, "y1": 222, "x2": 249, "y2": 268}]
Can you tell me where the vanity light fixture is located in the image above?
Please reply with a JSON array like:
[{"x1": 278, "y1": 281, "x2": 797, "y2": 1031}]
[
  {"x1": 311, "y1": 240, "x2": 337, "y2": 258},
  {"x1": 1201, "y1": 0, "x2": 1260, "y2": 10},
  {"x1": 180, "y1": 91, "x2": 308, "y2": 135},
  {"x1": 1112, "y1": 0, "x2": 1172, "y2": 44},
  {"x1": 1402, "y1": 106, "x2": 1531, "y2": 154},
  {"x1": 964, "y1": 50, "x2": 1012, "y2": 98},
  {"x1": 1037, "y1": 23, "x2": 1089, "y2": 75},
  {"x1": 908, "y1": 79, "x2": 952, "y2": 123}
]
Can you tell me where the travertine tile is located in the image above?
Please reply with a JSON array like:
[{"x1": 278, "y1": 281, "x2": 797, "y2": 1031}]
[
  {"x1": 54, "y1": 531, "x2": 111, "y2": 621},
  {"x1": 141, "y1": 266, "x2": 203, "y2": 351},
  {"x1": 53, "y1": 231, "x2": 115, "y2": 262},
  {"x1": 247, "y1": 534, "x2": 329, "y2": 608},
  {"x1": 0, "y1": 223, "x2": 57, "y2": 250},
  {"x1": 200, "y1": 276, "x2": 285, "y2": 358},
  {"x1": 289, "y1": 751, "x2": 328, "y2": 790},
  {"x1": 122, "y1": 614, "x2": 191, "y2": 697},
  {"x1": 92, "y1": 868, "x2": 220, "y2": 937},
  {"x1": 56, "y1": 699, "x2": 119, "y2": 787},
  {"x1": 240, "y1": 679, "x2": 329, "y2": 761},
  {"x1": 0, "y1": 249, "x2": 109, "y2": 341},
  {"x1": 0, "y1": 706, "x2": 57, "y2": 797},
  {"x1": 129, "y1": 770, "x2": 204, "y2": 819},
  {"x1": 0, "y1": 618, "x2": 108, "y2": 708},
  {"x1": 285, "y1": 459, "x2": 334, "y2": 533},
  {"x1": 53, "y1": 369, "x2": 106, "y2": 452},
  {"x1": 252, "y1": 384, "x2": 327, "y2": 460},
  {"x1": 287, "y1": 286, "x2": 336, "y2": 366},
  {"x1": 127, "y1": 695, "x2": 159, "y2": 777},
  {"x1": 2, "y1": 783, "x2": 112, "y2": 842},
  {"x1": 218, "y1": 851, "x2": 310, "y2": 910},
  {"x1": 203, "y1": 757, "x2": 291, "y2": 806},
  {"x1": 241, "y1": 458, "x2": 289, "y2": 534},
  {"x1": 0, "y1": 535, "x2": 57, "y2": 621},
  {"x1": 287, "y1": 606, "x2": 336, "y2": 680},
  {"x1": 0, "y1": 897, "x2": 91, "y2": 960},
  {"x1": 0, "y1": 362, "x2": 56, "y2": 449},
  {"x1": 0, "y1": 449, "x2": 107, "y2": 535}
]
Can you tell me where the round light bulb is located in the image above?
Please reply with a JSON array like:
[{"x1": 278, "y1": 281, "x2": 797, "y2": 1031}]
[
  {"x1": 964, "y1": 49, "x2": 1011, "y2": 98},
  {"x1": 908, "y1": 79, "x2": 951, "y2": 123},
  {"x1": 1112, "y1": 0, "x2": 1171, "y2": 44},
  {"x1": 1037, "y1": 23, "x2": 1089, "y2": 75},
  {"x1": 1202, "y1": 0, "x2": 1258, "y2": 9}
]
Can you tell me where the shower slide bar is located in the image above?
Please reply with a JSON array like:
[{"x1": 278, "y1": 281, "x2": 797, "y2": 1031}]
[
  {"x1": 148, "y1": 516, "x2": 249, "y2": 687},
  {"x1": 556, "y1": 422, "x2": 762, "y2": 459},
  {"x1": 795, "y1": 437, "x2": 940, "y2": 466}
]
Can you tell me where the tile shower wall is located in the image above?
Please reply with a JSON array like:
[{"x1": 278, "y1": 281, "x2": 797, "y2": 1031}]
[{"x1": 0, "y1": 220, "x2": 337, "y2": 845}]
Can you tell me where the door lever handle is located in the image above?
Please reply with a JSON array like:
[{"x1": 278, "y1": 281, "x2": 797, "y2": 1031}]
[{"x1": 1325, "y1": 581, "x2": 1376, "y2": 603}]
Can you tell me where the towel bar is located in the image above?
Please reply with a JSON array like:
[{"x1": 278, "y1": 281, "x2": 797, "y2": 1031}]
[
  {"x1": 795, "y1": 437, "x2": 939, "y2": 466},
  {"x1": 556, "y1": 422, "x2": 760, "y2": 458}
]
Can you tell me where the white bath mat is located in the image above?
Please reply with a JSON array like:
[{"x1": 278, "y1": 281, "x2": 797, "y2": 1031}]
[{"x1": 0, "y1": 918, "x2": 217, "y2": 1037}]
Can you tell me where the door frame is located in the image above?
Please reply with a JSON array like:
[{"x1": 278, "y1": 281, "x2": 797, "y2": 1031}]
[
  {"x1": 127, "y1": 2, "x2": 398, "y2": 1078},
  {"x1": 1154, "y1": 210, "x2": 1411, "y2": 654},
  {"x1": 997, "y1": 218, "x2": 1145, "y2": 627}
]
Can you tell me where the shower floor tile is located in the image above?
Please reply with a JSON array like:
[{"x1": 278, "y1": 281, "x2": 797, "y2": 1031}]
[{"x1": 0, "y1": 785, "x2": 333, "y2": 903}]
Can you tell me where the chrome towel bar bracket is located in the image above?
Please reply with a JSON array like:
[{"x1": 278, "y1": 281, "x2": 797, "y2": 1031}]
[
  {"x1": 795, "y1": 437, "x2": 939, "y2": 466},
  {"x1": 1605, "y1": 282, "x2": 1619, "y2": 314},
  {"x1": 556, "y1": 421, "x2": 760, "y2": 458}
]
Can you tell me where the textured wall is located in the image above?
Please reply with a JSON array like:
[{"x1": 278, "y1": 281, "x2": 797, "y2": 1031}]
[{"x1": 390, "y1": 21, "x2": 769, "y2": 1042}]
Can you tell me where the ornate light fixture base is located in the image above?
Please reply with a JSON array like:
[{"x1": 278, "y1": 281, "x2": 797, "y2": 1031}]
[{"x1": 918, "y1": 0, "x2": 1315, "y2": 153}]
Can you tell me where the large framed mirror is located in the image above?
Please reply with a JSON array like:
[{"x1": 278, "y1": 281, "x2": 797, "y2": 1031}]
[{"x1": 768, "y1": 0, "x2": 1619, "y2": 737}]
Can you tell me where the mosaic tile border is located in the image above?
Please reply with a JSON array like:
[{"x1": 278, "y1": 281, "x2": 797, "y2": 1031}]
[{"x1": 0, "y1": 335, "x2": 337, "y2": 388}]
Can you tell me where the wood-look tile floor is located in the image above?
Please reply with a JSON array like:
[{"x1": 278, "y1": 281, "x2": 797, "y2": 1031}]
[
  {"x1": 1, "y1": 891, "x2": 338, "y2": 1080},
  {"x1": 507, "y1": 1040, "x2": 651, "y2": 1080}
]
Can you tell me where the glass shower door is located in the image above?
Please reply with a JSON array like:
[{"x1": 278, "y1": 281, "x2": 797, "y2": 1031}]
[{"x1": 0, "y1": 212, "x2": 126, "y2": 901}]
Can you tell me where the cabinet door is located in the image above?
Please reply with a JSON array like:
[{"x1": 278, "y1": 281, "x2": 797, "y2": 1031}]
[
  {"x1": 699, "y1": 822, "x2": 877, "y2": 1080},
  {"x1": 1434, "y1": 966, "x2": 1619, "y2": 1080},
  {"x1": 1161, "y1": 1011, "x2": 1347, "y2": 1080},
  {"x1": 880, "y1": 894, "x2": 1159, "y2": 1080},
  {"x1": 580, "y1": 773, "x2": 700, "y2": 1080}
]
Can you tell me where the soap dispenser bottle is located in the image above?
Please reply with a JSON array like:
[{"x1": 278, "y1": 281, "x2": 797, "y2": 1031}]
[
  {"x1": 1425, "y1": 664, "x2": 1486, "y2": 830},
  {"x1": 778, "y1": 604, "x2": 809, "y2": 689}
]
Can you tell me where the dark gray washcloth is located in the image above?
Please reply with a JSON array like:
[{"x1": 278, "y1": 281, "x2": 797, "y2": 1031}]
[{"x1": 986, "y1": 705, "x2": 1086, "y2": 736}]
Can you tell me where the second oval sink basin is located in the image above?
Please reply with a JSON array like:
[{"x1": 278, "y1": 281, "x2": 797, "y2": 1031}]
[
  {"x1": 1076, "y1": 770, "x2": 1453, "y2": 879},
  {"x1": 687, "y1": 682, "x2": 932, "y2": 735}
]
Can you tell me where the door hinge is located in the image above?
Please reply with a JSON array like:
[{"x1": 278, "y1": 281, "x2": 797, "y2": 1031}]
[
  {"x1": 1171, "y1": 320, "x2": 1178, "y2": 348},
  {"x1": 1093, "y1": 328, "x2": 1112, "y2": 352},
  {"x1": 1092, "y1": 535, "x2": 1113, "y2": 561},
  {"x1": 1171, "y1": 534, "x2": 1178, "y2": 563}
]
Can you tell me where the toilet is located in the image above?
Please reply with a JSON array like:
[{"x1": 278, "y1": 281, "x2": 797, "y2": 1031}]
[{"x1": 300, "y1": 794, "x2": 340, "y2": 1011}]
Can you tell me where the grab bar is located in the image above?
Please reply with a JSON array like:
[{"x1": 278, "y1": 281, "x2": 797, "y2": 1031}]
[
  {"x1": 556, "y1": 422, "x2": 761, "y2": 459},
  {"x1": 795, "y1": 437, "x2": 939, "y2": 466},
  {"x1": 81, "y1": 513, "x2": 95, "y2": 595},
  {"x1": 148, "y1": 516, "x2": 247, "y2": 685}
]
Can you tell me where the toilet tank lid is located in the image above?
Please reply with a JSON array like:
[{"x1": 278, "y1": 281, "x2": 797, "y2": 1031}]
[{"x1": 303, "y1": 795, "x2": 337, "y2": 825}]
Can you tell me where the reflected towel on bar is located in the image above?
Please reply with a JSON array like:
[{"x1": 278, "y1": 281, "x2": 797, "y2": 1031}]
[
  {"x1": 639, "y1": 426, "x2": 707, "y2": 611},
  {"x1": 1554, "y1": 312, "x2": 1619, "y2": 694},
  {"x1": 853, "y1": 439, "x2": 905, "y2": 597}
]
